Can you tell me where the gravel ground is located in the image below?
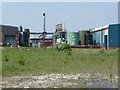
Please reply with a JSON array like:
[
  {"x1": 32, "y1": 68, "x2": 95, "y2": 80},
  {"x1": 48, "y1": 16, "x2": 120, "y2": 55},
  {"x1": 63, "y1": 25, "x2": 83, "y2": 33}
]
[{"x1": 1, "y1": 73, "x2": 118, "y2": 88}]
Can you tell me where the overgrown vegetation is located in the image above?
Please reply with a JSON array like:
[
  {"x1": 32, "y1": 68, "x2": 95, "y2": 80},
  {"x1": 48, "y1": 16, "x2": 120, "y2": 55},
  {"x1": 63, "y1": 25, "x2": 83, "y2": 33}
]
[
  {"x1": 55, "y1": 43, "x2": 72, "y2": 55},
  {"x1": 18, "y1": 54, "x2": 25, "y2": 65},
  {"x1": 2, "y1": 47, "x2": 118, "y2": 76}
]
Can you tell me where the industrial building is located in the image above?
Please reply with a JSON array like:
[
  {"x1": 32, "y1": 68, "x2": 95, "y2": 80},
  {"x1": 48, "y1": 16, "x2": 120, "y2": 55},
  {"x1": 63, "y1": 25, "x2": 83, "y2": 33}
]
[
  {"x1": 53, "y1": 23, "x2": 67, "y2": 45},
  {"x1": 0, "y1": 25, "x2": 30, "y2": 47},
  {"x1": 109, "y1": 24, "x2": 120, "y2": 48},
  {"x1": 29, "y1": 32, "x2": 53, "y2": 47},
  {"x1": 91, "y1": 25, "x2": 109, "y2": 47},
  {"x1": 53, "y1": 24, "x2": 93, "y2": 47},
  {"x1": 29, "y1": 32, "x2": 40, "y2": 47},
  {"x1": 53, "y1": 23, "x2": 120, "y2": 49},
  {"x1": 53, "y1": 31, "x2": 67, "y2": 45},
  {"x1": 19, "y1": 26, "x2": 30, "y2": 47},
  {"x1": 39, "y1": 32, "x2": 53, "y2": 47},
  {"x1": 0, "y1": 25, "x2": 19, "y2": 46},
  {"x1": 1, "y1": 23, "x2": 119, "y2": 49},
  {"x1": 91, "y1": 24, "x2": 120, "y2": 48}
]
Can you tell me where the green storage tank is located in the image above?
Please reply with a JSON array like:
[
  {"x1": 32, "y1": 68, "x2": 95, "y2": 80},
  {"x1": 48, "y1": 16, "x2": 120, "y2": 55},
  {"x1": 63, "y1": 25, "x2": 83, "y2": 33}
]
[{"x1": 67, "y1": 32, "x2": 79, "y2": 45}]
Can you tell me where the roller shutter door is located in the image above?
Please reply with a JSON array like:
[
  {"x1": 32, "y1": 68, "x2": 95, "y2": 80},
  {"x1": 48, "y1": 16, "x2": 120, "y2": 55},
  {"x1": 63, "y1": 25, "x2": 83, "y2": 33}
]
[{"x1": 4, "y1": 35, "x2": 15, "y2": 45}]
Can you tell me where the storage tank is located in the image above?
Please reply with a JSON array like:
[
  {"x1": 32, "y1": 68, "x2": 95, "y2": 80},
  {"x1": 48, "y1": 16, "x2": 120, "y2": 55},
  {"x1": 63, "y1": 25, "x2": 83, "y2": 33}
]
[
  {"x1": 84, "y1": 33, "x2": 93, "y2": 45},
  {"x1": 67, "y1": 32, "x2": 79, "y2": 45},
  {"x1": 23, "y1": 29, "x2": 30, "y2": 47},
  {"x1": 79, "y1": 30, "x2": 89, "y2": 45}
]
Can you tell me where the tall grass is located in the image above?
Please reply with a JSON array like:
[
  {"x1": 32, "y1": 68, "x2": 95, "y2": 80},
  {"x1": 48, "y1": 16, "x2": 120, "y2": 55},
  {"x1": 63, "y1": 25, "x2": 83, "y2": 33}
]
[{"x1": 2, "y1": 47, "x2": 118, "y2": 76}]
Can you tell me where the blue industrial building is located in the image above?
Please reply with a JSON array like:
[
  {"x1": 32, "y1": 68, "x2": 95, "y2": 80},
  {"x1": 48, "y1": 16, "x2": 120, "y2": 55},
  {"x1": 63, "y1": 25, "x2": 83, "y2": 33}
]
[
  {"x1": 91, "y1": 24, "x2": 120, "y2": 48},
  {"x1": 109, "y1": 24, "x2": 120, "y2": 48}
]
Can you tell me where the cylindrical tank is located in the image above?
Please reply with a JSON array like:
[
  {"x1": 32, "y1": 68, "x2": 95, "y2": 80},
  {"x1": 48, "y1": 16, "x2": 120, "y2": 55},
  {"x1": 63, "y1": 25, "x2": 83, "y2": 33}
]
[
  {"x1": 79, "y1": 31, "x2": 89, "y2": 45},
  {"x1": 67, "y1": 32, "x2": 79, "y2": 45},
  {"x1": 23, "y1": 29, "x2": 30, "y2": 47}
]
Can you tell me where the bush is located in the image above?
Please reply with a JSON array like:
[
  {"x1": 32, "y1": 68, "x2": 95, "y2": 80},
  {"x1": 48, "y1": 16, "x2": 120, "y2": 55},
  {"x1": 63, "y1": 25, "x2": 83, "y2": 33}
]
[
  {"x1": 18, "y1": 59, "x2": 25, "y2": 65},
  {"x1": 62, "y1": 43, "x2": 72, "y2": 52},
  {"x1": 55, "y1": 43, "x2": 72, "y2": 55},
  {"x1": 55, "y1": 44, "x2": 71, "y2": 51}
]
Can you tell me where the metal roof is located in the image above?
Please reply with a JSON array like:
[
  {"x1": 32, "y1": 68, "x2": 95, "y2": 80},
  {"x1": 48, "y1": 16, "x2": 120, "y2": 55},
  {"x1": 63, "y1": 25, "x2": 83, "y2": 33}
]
[{"x1": 90, "y1": 25, "x2": 109, "y2": 32}]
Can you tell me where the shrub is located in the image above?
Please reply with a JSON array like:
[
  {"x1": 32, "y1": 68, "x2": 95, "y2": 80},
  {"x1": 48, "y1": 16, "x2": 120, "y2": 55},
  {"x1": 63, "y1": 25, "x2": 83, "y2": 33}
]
[
  {"x1": 62, "y1": 43, "x2": 72, "y2": 52},
  {"x1": 55, "y1": 43, "x2": 72, "y2": 55},
  {"x1": 55, "y1": 44, "x2": 71, "y2": 52},
  {"x1": 18, "y1": 59, "x2": 25, "y2": 65}
]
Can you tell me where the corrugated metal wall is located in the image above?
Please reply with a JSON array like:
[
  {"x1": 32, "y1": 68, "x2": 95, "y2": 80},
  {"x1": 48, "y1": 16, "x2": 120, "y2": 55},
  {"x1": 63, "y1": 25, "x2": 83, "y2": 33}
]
[
  {"x1": 4, "y1": 35, "x2": 16, "y2": 45},
  {"x1": 100, "y1": 29, "x2": 108, "y2": 47},
  {"x1": 109, "y1": 24, "x2": 120, "y2": 48},
  {"x1": 92, "y1": 29, "x2": 109, "y2": 47},
  {"x1": 93, "y1": 31, "x2": 100, "y2": 46}
]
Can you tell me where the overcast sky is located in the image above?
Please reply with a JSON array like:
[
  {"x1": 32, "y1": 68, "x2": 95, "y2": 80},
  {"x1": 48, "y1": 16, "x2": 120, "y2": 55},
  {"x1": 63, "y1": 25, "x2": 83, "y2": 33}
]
[{"x1": 1, "y1": 2, "x2": 118, "y2": 32}]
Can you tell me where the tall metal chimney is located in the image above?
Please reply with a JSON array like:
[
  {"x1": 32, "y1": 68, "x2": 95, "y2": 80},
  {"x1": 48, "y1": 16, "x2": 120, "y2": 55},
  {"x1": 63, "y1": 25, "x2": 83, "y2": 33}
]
[
  {"x1": 42, "y1": 13, "x2": 46, "y2": 48},
  {"x1": 43, "y1": 13, "x2": 45, "y2": 32}
]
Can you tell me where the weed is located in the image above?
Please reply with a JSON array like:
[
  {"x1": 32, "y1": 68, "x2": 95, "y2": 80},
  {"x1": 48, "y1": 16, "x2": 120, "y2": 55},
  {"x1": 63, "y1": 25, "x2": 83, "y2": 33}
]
[
  {"x1": 100, "y1": 48, "x2": 105, "y2": 53},
  {"x1": 109, "y1": 60, "x2": 114, "y2": 83},
  {"x1": 66, "y1": 50, "x2": 72, "y2": 56},
  {"x1": 18, "y1": 59, "x2": 25, "y2": 65},
  {"x1": 2, "y1": 47, "x2": 118, "y2": 76},
  {"x1": 55, "y1": 43, "x2": 72, "y2": 55},
  {"x1": 18, "y1": 54, "x2": 25, "y2": 65},
  {"x1": 80, "y1": 86, "x2": 85, "y2": 88},
  {"x1": 4, "y1": 55, "x2": 9, "y2": 61}
]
